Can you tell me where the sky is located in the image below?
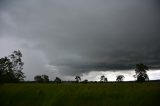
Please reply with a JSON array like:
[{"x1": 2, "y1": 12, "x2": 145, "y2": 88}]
[{"x1": 0, "y1": 0, "x2": 160, "y2": 81}]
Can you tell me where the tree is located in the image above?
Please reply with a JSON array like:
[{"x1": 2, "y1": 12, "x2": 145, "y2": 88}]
[
  {"x1": 137, "y1": 73, "x2": 149, "y2": 82},
  {"x1": 82, "y1": 79, "x2": 88, "y2": 83},
  {"x1": 9, "y1": 50, "x2": 25, "y2": 81},
  {"x1": 116, "y1": 75, "x2": 124, "y2": 82},
  {"x1": 75, "y1": 76, "x2": 81, "y2": 82},
  {"x1": 104, "y1": 78, "x2": 108, "y2": 82},
  {"x1": 41, "y1": 75, "x2": 49, "y2": 82},
  {"x1": 34, "y1": 75, "x2": 49, "y2": 82},
  {"x1": 100, "y1": 75, "x2": 108, "y2": 82},
  {"x1": 100, "y1": 75, "x2": 105, "y2": 82},
  {"x1": 0, "y1": 57, "x2": 13, "y2": 83},
  {"x1": 135, "y1": 63, "x2": 149, "y2": 82},
  {"x1": 0, "y1": 50, "x2": 25, "y2": 83},
  {"x1": 54, "y1": 77, "x2": 62, "y2": 83},
  {"x1": 34, "y1": 75, "x2": 43, "y2": 82}
]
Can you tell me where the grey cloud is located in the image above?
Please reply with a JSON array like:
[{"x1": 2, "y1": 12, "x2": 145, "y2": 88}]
[{"x1": 0, "y1": 0, "x2": 160, "y2": 76}]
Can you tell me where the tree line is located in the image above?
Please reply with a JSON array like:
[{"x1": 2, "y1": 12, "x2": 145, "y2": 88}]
[{"x1": 0, "y1": 50, "x2": 150, "y2": 83}]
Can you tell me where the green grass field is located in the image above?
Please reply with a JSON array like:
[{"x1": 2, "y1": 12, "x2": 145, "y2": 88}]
[{"x1": 0, "y1": 82, "x2": 160, "y2": 106}]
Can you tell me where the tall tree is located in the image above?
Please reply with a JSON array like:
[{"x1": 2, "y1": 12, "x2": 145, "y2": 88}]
[
  {"x1": 9, "y1": 50, "x2": 25, "y2": 81},
  {"x1": 0, "y1": 57, "x2": 13, "y2": 83},
  {"x1": 0, "y1": 50, "x2": 25, "y2": 83},
  {"x1": 135, "y1": 63, "x2": 149, "y2": 82}
]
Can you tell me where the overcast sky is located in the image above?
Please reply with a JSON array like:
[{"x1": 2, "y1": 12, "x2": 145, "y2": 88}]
[{"x1": 0, "y1": 0, "x2": 160, "y2": 81}]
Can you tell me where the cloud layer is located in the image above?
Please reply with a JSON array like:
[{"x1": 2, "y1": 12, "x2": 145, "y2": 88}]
[{"x1": 0, "y1": 0, "x2": 160, "y2": 79}]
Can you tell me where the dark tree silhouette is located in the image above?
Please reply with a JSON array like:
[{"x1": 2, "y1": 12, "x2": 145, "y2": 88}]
[
  {"x1": 9, "y1": 50, "x2": 25, "y2": 82},
  {"x1": 104, "y1": 78, "x2": 108, "y2": 82},
  {"x1": 34, "y1": 75, "x2": 43, "y2": 82},
  {"x1": 137, "y1": 73, "x2": 149, "y2": 82},
  {"x1": 0, "y1": 50, "x2": 25, "y2": 83},
  {"x1": 34, "y1": 74, "x2": 49, "y2": 82},
  {"x1": 100, "y1": 75, "x2": 105, "y2": 81},
  {"x1": 82, "y1": 79, "x2": 88, "y2": 83},
  {"x1": 135, "y1": 63, "x2": 149, "y2": 82},
  {"x1": 100, "y1": 75, "x2": 108, "y2": 82},
  {"x1": 41, "y1": 75, "x2": 49, "y2": 82},
  {"x1": 116, "y1": 75, "x2": 125, "y2": 82},
  {"x1": 54, "y1": 77, "x2": 62, "y2": 83},
  {"x1": 75, "y1": 76, "x2": 81, "y2": 82},
  {"x1": 0, "y1": 57, "x2": 13, "y2": 83}
]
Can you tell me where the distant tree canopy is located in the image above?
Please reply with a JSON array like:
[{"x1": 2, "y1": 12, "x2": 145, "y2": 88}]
[
  {"x1": 81, "y1": 79, "x2": 88, "y2": 83},
  {"x1": 135, "y1": 63, "x2": 149, "y2": 82},
  {"x1": 100, "y1": 75, "x2": 108, "y2": 82},
  {"x1": 75, "y1": 76, "x2": 81, "y2": 82},
  {"x1": 83, "y1": 79, "x2": 88, "y2": 83},
  {"x1": 0, "y1": 50, "x2": 25, "y2": 83},
  {"x1": 116, "y1": 75, "x2": 125, "y2": 82},
  {"x1": 54, "y1": 77, "x2": 62, "y2": 83},
  {"x1": 34, "y1": 75, "x2": 49, "y2": 82},
  {"x1": 34, "y1": 75, "x2": 42, "y2": 82}
]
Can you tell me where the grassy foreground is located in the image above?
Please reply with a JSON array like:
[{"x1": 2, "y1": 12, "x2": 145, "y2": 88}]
[{"x1": 0, "y1": 82, "x2": 160, "y2": 106}]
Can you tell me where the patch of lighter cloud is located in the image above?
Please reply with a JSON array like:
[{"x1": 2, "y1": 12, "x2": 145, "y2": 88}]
[
  {"x1": 81, "y1": 69, "x2": 160, "y2": 81},
  {"x1": 147, "y1": 70, "x2": 160, "y2": 80}
]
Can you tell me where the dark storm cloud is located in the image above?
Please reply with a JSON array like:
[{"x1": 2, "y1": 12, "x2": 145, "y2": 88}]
[{"x1": 0, "y1": 0, "x2": 160, "y2": 76}]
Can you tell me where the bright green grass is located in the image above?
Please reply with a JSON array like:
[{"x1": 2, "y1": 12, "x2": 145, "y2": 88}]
[{"x1": 0, "y1": 82, "x2": 160, "y2": 106}]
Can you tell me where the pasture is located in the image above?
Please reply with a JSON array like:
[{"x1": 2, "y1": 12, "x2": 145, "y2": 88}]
[{"x1": 0, "y1": 82, "x2": 160, "y2": 106}]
